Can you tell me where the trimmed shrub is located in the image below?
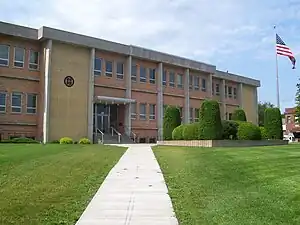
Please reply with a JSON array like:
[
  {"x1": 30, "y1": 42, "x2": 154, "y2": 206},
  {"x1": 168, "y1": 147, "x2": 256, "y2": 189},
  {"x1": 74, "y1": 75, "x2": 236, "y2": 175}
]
[
  {"x1": 237, "y1": 122, "x2": 261, "y2": 140},
  {"x1": 232, "y1": 109, "x2": 247, "y2": 121},
  {"x1": 264, "y1": 108, "x2": 283, "y2": 140},
  {"x1": 50, "y1": 140, "x2": 60, "y2": 144},
  {"x1": 182, "y1": 123, "x2": 200, "y2": 140},
  {"x1": 59, "y1": 137, "x2": 73, "y2": 144},
  {"x1": 163, "y1": 106, "x2": 181, "y2": 140},
  {"x1": 172, "y1": 124, "x2": 185, "y2": 140},
  {"x1": 260, "y1": 127, "x2": 268, "y2": 140},
  {"x1": 222, "y1": 120, "x2": 239, "y2": 140},
  {"x1": 79, "y1": 138, "x2": 91, "y2": 144},
  {"x1": 198, "y1": 100, "x2": 223, "y2": 140},
  {"x1": 1, "y1": 137, "x2": 39, "y2": 144}
]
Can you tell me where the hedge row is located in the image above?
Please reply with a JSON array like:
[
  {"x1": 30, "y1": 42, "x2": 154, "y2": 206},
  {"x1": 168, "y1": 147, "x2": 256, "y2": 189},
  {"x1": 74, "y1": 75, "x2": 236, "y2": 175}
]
[{"x1": 0, "y1": 137, "x2": 92, "y2": 144}]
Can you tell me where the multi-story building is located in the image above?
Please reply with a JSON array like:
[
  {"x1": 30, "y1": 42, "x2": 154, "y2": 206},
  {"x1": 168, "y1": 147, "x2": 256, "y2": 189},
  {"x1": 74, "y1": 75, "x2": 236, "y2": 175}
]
[
  {"x1": 0, "y1": 21, "x2": 260, "y2": 143},
  {"x1": 283, "y1": 107, "x2": 300, "y2": 141}
]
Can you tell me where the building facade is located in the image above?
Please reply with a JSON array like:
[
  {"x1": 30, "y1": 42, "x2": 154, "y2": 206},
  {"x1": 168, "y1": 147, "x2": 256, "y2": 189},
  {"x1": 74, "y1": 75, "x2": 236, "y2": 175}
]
[
  {"x1": 283, "y1": 107, "x2": 300, "y2": 141},
  {"x1": 0, "y1": 21, "x2": 260, "y2": 143}
]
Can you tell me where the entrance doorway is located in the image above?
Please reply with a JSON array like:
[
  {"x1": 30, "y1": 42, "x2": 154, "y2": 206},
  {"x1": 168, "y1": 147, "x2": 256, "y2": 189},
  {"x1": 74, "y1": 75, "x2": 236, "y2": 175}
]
[{"x1": 93, "y1": 104, "x2": 119, "y2": 133}]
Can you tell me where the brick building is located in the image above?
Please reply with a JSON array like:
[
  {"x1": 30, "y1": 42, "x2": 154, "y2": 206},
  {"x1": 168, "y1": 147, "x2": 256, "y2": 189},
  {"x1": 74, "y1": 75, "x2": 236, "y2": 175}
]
[
  {"x1": 283, "y1": 107, "x2": 300, "y2": 141},
  {"x1": 0, "y1": 21, "x2": 260, "y2": 143}
]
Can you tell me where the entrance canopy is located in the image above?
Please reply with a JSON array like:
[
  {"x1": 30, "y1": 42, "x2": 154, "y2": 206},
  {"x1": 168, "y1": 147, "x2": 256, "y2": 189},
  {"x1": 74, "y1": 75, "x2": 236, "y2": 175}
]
[{"x1": 95, "y1": 96, "x2": 136, "y2": 104}]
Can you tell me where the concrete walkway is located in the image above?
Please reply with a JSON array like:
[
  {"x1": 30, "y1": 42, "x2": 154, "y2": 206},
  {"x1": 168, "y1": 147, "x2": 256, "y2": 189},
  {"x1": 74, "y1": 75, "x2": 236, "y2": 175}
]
[{"x1": 75, "y1": 144, "x2": 178, "y2": 225}]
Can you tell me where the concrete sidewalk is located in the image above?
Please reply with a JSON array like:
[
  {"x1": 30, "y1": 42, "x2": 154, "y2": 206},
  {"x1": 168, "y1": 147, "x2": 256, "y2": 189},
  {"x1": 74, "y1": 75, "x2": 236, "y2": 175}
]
[{"x1": 75, "y1": 144, "x2": 178, "y2": 225}]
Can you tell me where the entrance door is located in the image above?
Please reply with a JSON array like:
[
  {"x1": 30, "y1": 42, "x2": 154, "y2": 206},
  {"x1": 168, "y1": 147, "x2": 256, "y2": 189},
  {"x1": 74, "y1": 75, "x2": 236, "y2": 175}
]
[{"x1": 98, "y1": 114, "x2": 110, "y2": 133}]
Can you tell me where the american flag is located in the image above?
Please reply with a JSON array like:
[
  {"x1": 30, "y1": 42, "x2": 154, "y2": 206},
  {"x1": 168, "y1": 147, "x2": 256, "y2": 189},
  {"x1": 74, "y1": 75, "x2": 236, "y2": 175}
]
[{"x1": 276, "y1": 34, "x2": 296, "y2": 69}]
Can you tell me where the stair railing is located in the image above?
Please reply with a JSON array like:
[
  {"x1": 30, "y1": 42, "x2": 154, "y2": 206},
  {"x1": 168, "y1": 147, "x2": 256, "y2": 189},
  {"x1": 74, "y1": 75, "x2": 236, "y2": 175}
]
[
  {"x1": 96, "y1": 128, "x2": 104, "y2": 144},
  {"x1": 111, "y1": 126, "x2": 121, "y2": 143},
  {"x1": 124, "y1": 126, "x2": 137, "y2": 143}
]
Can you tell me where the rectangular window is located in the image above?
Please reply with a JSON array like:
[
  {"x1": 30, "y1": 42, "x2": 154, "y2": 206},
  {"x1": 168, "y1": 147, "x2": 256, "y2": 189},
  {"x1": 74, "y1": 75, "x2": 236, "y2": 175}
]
[
  {"x1": 105, "y1": 60, "x2": 113, "y2": 77},
  {"x1": 149, "y1": 104, "x2": 156, "y2": 120},
  {"x1": 225, "y1": 85, "x2": 228, "y2": 98},
  {"x1": 189, "y1": 108, "x2": 194, "y2": 123},
  {"x1": 228, "y1": 113, "x2": 232, "y2": 120},
  {"x1": 11, "y1": 92, "x2": 22, "y2": 113},
  {"x1": 194, "y1": 108, "x2": 200, "y2": 122},
  {"x1": 189, "y1": 75, "x2": 193, "y2": 90},
  {"x1": 194, "y1": 76, "x2": 200, "y2": 90},
  {"x1": 287, "y1": 116, "x2": 291, "y2": 123},
  {"x1": 26, "y1": 93, "x2": 37, "y2": 114},
  {"x1": 202, "y1": 78, "x2": 206, "y2": 92},
  {"x1": 228, "y1": 86, "x2": 233, "y2": 98},
  {"x1": 140, "y1": 66, "x2": 147, "y2": 83},
  {"x1": 14, "y1": 47, "x2": 25, "y2": 68},
  {"x1": 131, "y1": 103, "x2": 136, "y2": 119},
  {"x1": 131, "y1": 65, "x2": 137, "y2": 82},
  {"x1": 163, "y1": 70, "x2": 167, "y2": 86},
  {"x1": 169, "y1": 72, "x2": 175, "y2": 87},
  {"x1": 177, "y1": 74, "x2": 183, "y2": 89},
  {"x1": 94, "y1": 57, "x2": 102, "y2": 76},
  {"x1": 212, "y1": 82, "x2": 215, "y2": 95},
  {"x1": 149, "y1": 68, "x2": 156, "y2": 84},
  {"x1": 139, "y1": 103, "x2": 146, "y2": 120},
  {"x1": 0, "y1": 45, "x2": 9, "y2": 67},
  {"x1": 233, "y1": 87, "x2": 237, "y2": 99},
  {"x1": 116, "y1": 62, "x2": 124, "y2": 79},
  {"x1": 29, "y1": 50, "x2": 39, "y2": 70},
  {"x1": 216, "y1": 83, "x2": 220, "y2": 95},
  {"x1": 0, "y1": 92, "x2": 6, "y2": 112}
]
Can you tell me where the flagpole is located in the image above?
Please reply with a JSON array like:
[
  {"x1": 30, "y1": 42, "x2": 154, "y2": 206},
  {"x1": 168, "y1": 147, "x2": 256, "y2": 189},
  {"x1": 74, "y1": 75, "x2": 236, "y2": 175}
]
[{"x1": 274, "y1": 25, "x2": 280, "y2": 109}]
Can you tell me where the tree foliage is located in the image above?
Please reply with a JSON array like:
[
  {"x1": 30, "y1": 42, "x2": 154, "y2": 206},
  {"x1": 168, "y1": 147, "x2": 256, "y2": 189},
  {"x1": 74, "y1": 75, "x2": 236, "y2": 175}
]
[
  {"x1": 163, "y1": 106, "x2": 181, "y2": 140},
  {"x1": 232, "y1": 109, "x2": 247, "y2": 121},
  {"x1": 264, "y1": 107, "x2": 283, "y2": 140},
  {"x1": 258, "y1": 101, "x2": 275, "y2": 126}
]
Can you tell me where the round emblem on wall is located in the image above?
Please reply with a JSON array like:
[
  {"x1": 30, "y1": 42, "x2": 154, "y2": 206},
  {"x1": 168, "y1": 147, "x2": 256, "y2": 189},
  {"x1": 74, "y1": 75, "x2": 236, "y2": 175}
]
[{"x1": 64, "y1": 76, "x2": 75, "y2": 87}]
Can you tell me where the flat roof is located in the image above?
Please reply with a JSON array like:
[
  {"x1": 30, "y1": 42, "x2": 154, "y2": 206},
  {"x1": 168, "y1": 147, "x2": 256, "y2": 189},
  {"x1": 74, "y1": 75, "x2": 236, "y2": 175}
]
[{"x1": 0, "y1": 21, "x2": 260, "y2": 87}]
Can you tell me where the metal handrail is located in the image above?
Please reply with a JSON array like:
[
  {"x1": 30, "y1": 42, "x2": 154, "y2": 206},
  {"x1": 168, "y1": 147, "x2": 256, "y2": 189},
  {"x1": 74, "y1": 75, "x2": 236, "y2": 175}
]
[
  {"x1": 124, "y1": 126, "x2": 137, "y2": 143},
  {"x1": 96, "y1": 128, "x2": 104, "y2": 144},
  {"x1": 111, "y1": 126, "x2": 121, "y2": 143}
]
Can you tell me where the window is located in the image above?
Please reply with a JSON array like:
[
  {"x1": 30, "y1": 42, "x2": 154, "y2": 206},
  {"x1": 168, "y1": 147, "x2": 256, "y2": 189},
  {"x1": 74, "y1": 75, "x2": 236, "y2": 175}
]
[
  {"x1": 149, "y1": 104, "x2": 156, "y2": 120},
  {"x1": 140, "y1": 66, "x2": 147, "y2": 83},
  {"x1": 287, "y1": 116, "x2": 291, "y2": 124},
  {"x1": 94, "y1": 57, "x2": 102, "y2": 75},
  {"x1": 131, "y1": 103, "x2": 136, "y2": 119},
  {"x1": 163, "y1": 71, "x2": 167, "y2": 86},
  {"x1": 169, "y1": 72, "x2": 175, "y2": 87},
  {"x1": 149, "y1": 68, "x2": 155, "y2": 84},
  {"x1": 105, "y1": 60, "x2": 113, "y2": 77},
  {"x1": 14, "y1": 47, "x2": 25, "y2": 68},
  {"x1": 116, "y1": 62, "x2": 124, "y2": 79},
  {"x1": 216, "y1": 83, "x2": 220, "y2": 95},
  {"x1": 11, "y1": 92, "x2": 22, "y2": 113},
  {"x1": 177, "y1": 74, "x2": 183, "y2": 89},
  {"x1": 212, "y1": 82, "x2": 215, "y2": 95},
  {"x1": 202, "y1": 78, "x2": 206, "y2": 92},
  {"x1": 0, "y1": 45, "x2": 9, "y2": 67},
  {"x1": 139, "y1": 103, "x2": 146, "y2": 120},
  {"x1": 194, "y1": 108, "x2": 200, "y2": 122},
  {"x1": 228, "y1": 113, "x2": 232, "y2": 120},
  {"x1": 225, "y1": 85, "x2": 228, "y2": 98},
  {"x1": 194, "y1": 76, "x2": 200, "y2": 90},
  {"x1": 189, "y1": 75, "x2": 193, "y2": 90},
  {"x1": 29, "y1": 50, "x2": 39, "y2": 70},
  {"x1": 233, "y1": 87, "x2": 237, "y2": 99},
  {"x1": 26, "y1": 93, "x2": 37, "y2": 114},
  {"x1": 0, "y1": 93, "x2": 6, "y2": 112},
  {"x1": 228, "y1": 86, "x2": 232, "y2": 98},
  {"x1": 131, "y1": 65, "x2": 137, "y2": 82},
  {"x1": 189, "y1": 108, "x2": 194, "y2": 123}
]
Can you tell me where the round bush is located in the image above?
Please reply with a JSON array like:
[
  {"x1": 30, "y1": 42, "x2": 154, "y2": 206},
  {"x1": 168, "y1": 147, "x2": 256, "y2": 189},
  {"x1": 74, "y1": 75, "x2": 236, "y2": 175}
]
[
  {"x1": 237, "y1": 122, "x2": 261, "y2": 140},
  {"x1": 232, "y1": 109, "x2": 247, "y2": 121},
  {"x1": 79, "y1": 138, "x2": 91, "y2": 144},
  {"x1": 198, "y1": 100, "x2": 223, "y2": 140},
  {"x1": 182, "y1": 123, "x2": 200, "y2": 140},
  {"x1": 260, "y1": 127, "x2": 268, "y2": 140},
  {"x1": 163, "y1": 106, "x2": 181, "y2": 140},
  {"x1": 172, "y1": 124, "x2": 185, "y2": 140},
  {"x1": 59, "y1": 137, "x2": 73, "y2": 144},
  {"x1": 264, "y1": 108, "x2": 283, "y2": 140},
  {"x1": 222, "y1": 120, "x2": 239, "y2": 140}
]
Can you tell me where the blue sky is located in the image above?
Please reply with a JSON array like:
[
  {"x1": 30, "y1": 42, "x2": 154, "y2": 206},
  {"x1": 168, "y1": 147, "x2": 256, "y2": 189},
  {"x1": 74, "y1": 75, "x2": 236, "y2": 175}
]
[{"x1": 1, "y1": 0, "x2": 300, "y2": 111}]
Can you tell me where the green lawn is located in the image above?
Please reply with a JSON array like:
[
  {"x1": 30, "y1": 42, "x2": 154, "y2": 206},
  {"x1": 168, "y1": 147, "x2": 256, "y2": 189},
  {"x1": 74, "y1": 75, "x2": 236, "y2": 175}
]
[
  {"x1": 153, "y1": 145, "x2": 300, "y2": 225},
  {"x1": 0, "y1": 144, "x2": 126, "y2": 225}
]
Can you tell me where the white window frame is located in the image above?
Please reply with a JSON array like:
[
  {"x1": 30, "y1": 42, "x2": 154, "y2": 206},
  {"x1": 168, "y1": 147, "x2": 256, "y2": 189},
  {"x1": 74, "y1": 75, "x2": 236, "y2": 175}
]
[
  {"x1": 140, "y1": 66, "x2": 147, "y2": 83},
  {"x1": 14, "y1": 47, "x2": 25, "y2": 68},
  {"x1": 131, "y1": 64, "x2": 137, "y2": 82},
  {"x1": 11, "y1": 92, "x2": 22, "y2": 113},
  {"x1": 105, "y1": 60, "x2": 113, "y2": 77},
  {"x1": 139, "y1": 103, "x2": 147, "y2": 120},
  {"x1": 163, "y1": 71, "x2": 167, "y2": 86},
  {"x1": 189, "y1": 108, "x2": 194, "y2": 123},
  {"x1": 194, "y1": 108, "x2": 199, "y2": 122},
  {"x1": 201, "y1": 78, "x2": 206, "y2": 92},
  {"x1": 216, "y1": 83, "x2": 220, "y2": 95},
  {"x1": 194, "y1": 76, "x2": 200, "y2": 90},
  {"x1": 228, "y1": 86, "x2": 233, "y2": 98},
  {"x1": 28, "y1": 50, "x2": 39, "y2": 70},
  {"x1": 116, "y1": 62, "x2": 124, "y2": 79},
  {"x1": 0, "y1": 44, "x2": 10, "y2": 67},
  {"x1": 233, "y1": 87, "x2": 237, "y2": 99},
  {"x1": 94, "y1": 57, "x2": 102, "y2": 76},
  {"x1": 149, "y1": 104, "x2": 156, "y2": 120},
  {"x1": 169, "y1": 72, "x2": 175, "y2": 87},
  {"x1": 177, "y1": 74, "x2": 183, "y2": 89},
  {"x1": 131, "y1": 103, "x2": 136, "y2": 119},
  {"x1": 26, "y1": 93, "x2": 37, "y2": 114},
  {"x1": 0, "y1": 92, "x2": 7, "y2": 113},
  {"x1": 149, "y1": 68, "x2": 156, "y2": 84}
]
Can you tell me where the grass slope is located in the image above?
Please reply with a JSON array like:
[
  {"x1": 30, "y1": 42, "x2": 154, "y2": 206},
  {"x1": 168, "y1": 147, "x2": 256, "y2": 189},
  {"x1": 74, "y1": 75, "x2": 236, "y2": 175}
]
[
  {"x1": 0, "y1": 144, "x2": 125, "y2": 225},
  {"x1": 154, "y1": 145, "x2": 300, "y2": 225}
]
